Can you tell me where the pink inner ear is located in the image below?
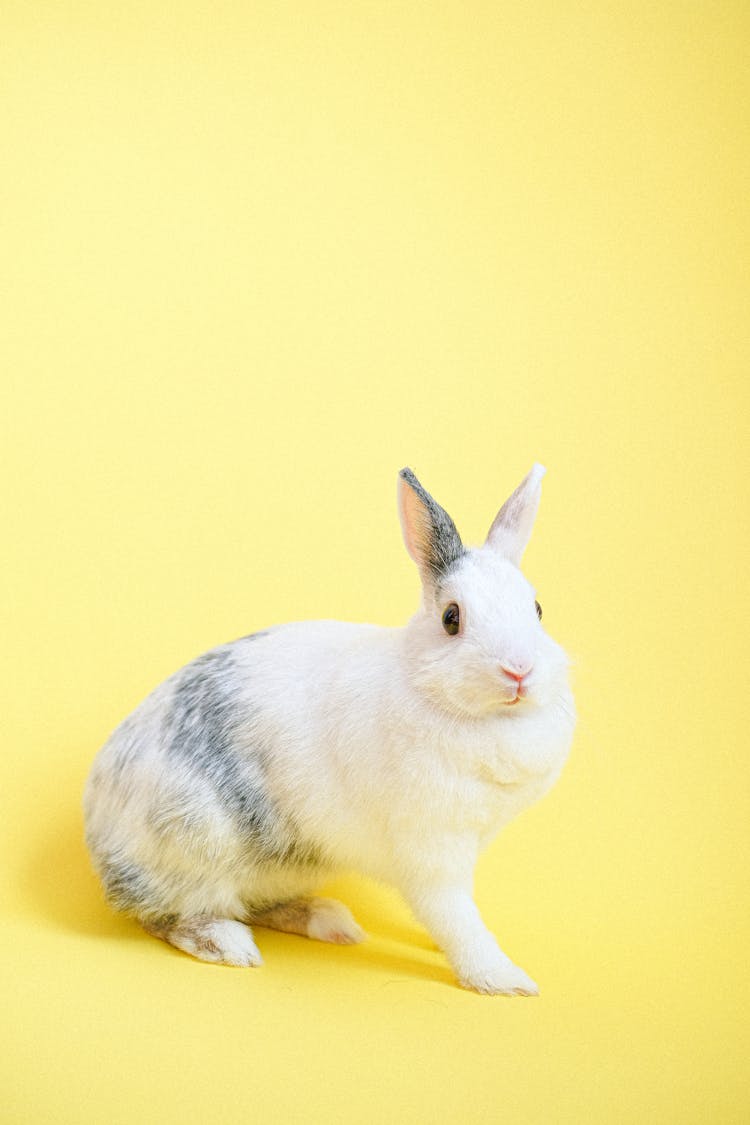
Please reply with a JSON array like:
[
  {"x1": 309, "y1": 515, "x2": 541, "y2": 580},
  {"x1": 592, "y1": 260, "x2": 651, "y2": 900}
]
[
  {"x1": 399, "y1": 481, "x2": 424, "y2": 565},
  {"x1": 486, "y1": 464, "x2": 545, "y2": 565},
  {"x1": 497, "y1": 492, "x2": 524, "y2": 533}
]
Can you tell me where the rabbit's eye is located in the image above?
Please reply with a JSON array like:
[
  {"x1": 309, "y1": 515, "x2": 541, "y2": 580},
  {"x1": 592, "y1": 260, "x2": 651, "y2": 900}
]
[
  {"x1": 442, "y1": 603, "x2": 460, "y2": 636},
  {"x1": 535, "y1": 600, "x2": 543, "y2": 620}
]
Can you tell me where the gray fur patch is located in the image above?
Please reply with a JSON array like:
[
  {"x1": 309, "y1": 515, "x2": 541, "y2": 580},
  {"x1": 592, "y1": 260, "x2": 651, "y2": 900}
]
[
  {"x1": 399, "y1": 468, "x2": 465, "y2": 582},
  {"x1": 164, "y1": 648, "x2": 324, "y2": 868},
  {"x1": 108, "y1": 714, "x2": 141, "y2": 781},
  {"x1": 247, "y1": 898, "x2": 312, "y2": 935},
  {"x1": 99, "y1": 855, "x2": 156, "y2": 915}
]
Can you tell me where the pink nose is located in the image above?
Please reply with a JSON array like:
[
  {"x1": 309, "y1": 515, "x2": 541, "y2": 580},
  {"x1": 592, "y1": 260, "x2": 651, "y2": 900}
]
[{"x1": 501, "y1": 665, "x2": 531, "y2": 683}]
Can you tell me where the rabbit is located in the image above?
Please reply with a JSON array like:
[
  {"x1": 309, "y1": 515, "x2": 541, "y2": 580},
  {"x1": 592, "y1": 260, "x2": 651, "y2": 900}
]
[{"x1": 83, "y1": 464, "x2": 575, "y2": 995}]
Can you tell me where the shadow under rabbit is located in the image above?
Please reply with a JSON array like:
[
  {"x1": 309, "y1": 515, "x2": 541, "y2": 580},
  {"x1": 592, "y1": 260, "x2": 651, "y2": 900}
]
[
  {"x1": 24, "y1": 811, "x2": 450, "y2": 985},
  {"x1": 152, "y1": 920, "x2": 457, "y2": 991},
  {"x1": 24, "y1": 808, "x2": 145, "y2": 945}
]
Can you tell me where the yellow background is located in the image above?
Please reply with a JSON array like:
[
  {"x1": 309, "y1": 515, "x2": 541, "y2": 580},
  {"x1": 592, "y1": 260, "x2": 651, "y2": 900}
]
[{"x1": 2, "y1": 3, "x2": 748, "y2": 1122}]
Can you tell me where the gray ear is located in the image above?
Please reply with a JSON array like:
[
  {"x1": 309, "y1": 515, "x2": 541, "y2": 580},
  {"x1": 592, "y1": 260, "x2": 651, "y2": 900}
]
[
  {"x1": 485, "y1": 463, "x2": 546, "y2": 566},
  {"x1": 398, "y1": 468, "x2": 464, "y2": 588}
]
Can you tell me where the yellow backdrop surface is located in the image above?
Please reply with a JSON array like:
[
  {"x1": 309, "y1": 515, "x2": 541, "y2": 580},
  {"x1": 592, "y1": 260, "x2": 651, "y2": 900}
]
[{"x1": 2, "y1": 3, "x2": 748, "y2": 1122}]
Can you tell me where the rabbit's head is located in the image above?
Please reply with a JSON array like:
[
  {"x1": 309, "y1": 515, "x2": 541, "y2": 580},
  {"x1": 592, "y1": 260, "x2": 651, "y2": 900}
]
[{"x1": 399, "y1": 465, "x2": 570, "y2": 719}]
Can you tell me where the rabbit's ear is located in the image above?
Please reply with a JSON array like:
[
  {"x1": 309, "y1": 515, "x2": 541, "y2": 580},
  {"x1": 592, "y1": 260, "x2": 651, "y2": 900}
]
[
  {"x1": 398, "y1": 468, "x2": 464, "y2": 589},
  {"x1": 485, "y1": 464, "x2": 546, "y2": 566}
]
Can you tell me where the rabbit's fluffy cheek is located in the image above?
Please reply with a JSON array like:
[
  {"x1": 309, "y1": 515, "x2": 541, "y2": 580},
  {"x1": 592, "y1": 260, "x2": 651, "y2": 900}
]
[{"x1": 407, "y1": 636, "x2": 560, "y2": 718}]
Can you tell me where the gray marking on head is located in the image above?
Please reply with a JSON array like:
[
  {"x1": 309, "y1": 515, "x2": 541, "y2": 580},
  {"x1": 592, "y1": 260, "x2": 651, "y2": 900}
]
[
  {"x1": 165, "y1": 648, "x2": 324, "y2": 868},
  {"x1": 399, "y1": 467, "x2": 466, "y2": 582}
]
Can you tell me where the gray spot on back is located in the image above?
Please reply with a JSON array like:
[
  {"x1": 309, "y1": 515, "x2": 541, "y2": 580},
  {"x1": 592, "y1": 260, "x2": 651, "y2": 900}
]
[{"x1": 164, "y1": 648, "x2": 324, "y2": 868}]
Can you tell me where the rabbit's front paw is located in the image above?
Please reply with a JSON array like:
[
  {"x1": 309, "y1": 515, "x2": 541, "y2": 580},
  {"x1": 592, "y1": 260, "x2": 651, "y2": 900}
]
[{"x1": 458, "y1": 959, "x2": 539, "y2": 997}]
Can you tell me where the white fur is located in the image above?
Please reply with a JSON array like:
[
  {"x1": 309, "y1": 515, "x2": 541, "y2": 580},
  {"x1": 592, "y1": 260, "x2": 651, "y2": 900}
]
[
  {"x1": 161, "y1": 918, "x2": 263, "y2": 967},
  {"x1": 305, "y1": 898, "x2": 365, "y2": 945},
  {"x1": 84, "y1": 465, "x2": 575, "y2": 994}
]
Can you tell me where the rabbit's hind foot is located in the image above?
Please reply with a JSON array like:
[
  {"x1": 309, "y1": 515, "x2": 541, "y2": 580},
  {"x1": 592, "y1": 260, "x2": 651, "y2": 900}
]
[
  {"x1": 144, "y1": 915, "x2": 263, "y2": 967},
  {"x1": 250, "y1": 896, "x2": 365, "y2": 945}
]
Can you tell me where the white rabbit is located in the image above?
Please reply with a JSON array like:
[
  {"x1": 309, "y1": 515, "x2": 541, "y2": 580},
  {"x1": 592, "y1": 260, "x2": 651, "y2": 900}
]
[{"x1": 84, "y1": 464, "x2": 575, "y2": 995}]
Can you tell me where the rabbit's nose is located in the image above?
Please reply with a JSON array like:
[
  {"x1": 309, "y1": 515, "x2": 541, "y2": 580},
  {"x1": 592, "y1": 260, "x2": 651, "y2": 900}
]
[{"x1": 501, "y1": 664, "x2": 531, "y2": 683}]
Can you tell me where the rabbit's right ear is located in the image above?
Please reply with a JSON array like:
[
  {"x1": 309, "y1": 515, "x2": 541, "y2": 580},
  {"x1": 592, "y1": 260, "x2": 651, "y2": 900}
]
[
  {"x1": 398, "y1": 468, "x2": 464, "y2": 590},
  {"x1": 485, "y1": 463, "x2": 546, "y2": 566}
]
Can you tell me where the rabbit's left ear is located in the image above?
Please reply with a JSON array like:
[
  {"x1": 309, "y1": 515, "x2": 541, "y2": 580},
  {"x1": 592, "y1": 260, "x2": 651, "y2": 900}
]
[{"x1": 485, "y1": 464, "x2": 546, "y2": 566}]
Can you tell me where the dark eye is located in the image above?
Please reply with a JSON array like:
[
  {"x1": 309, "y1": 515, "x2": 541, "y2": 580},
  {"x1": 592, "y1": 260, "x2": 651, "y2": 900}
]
[
  {"x1": 442, "y1": 602, "x2": 460, "y2": 635},
  {"x1": 535, "y1": 600, "x2": 543, "y2": 620}
]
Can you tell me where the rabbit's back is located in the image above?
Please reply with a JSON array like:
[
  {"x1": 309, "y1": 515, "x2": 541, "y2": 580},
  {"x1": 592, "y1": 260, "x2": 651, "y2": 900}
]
[{"x1": 83, "y1": 624, "x2": 396, "y2": 922}]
